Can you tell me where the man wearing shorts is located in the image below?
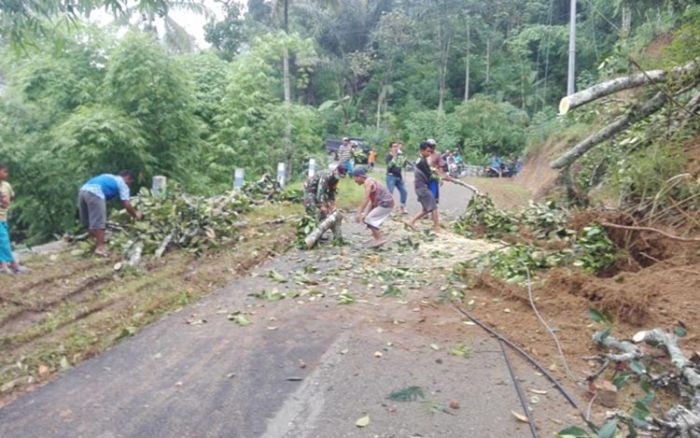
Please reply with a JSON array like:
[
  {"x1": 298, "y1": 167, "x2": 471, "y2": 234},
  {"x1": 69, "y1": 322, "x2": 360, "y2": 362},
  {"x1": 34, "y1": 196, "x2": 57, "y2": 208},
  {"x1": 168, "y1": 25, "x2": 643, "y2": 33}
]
[
  {"x1": 425, "y1": 138, "x2": 454, "y2": 230},
  {"x1": 352, "y1": 167, "x2": 394, "y2": 248},
  {"x1": 407, "y1": 142, "x2": 441, "y2": 232},
  {"x1": 79, "y1": 171, "x2": 141, "y2": 257}
]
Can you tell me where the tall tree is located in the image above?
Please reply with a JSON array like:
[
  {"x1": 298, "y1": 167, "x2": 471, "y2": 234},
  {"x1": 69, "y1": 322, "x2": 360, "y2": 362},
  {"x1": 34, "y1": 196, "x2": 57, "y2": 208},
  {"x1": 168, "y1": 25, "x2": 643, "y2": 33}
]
[{"x1": 204, "y1": 0, "x2": 244, "y2": 60}]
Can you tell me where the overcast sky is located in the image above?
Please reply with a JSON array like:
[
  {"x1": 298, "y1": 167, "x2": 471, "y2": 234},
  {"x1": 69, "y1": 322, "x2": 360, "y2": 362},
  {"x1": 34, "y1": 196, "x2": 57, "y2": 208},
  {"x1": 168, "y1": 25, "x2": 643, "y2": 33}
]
[{"x1": 89, "y1": 0, "x2": 232, "y2": 48}]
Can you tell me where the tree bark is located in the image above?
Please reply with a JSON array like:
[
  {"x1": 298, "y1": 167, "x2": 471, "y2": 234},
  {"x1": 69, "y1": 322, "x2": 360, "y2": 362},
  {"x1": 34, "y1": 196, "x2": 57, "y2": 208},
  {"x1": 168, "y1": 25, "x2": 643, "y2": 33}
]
[
  {"x1": 464, "y1": 20, "x2": 470, "y2": 102},
  {"x1": 551, "y1": 91, "x2": 668, "y2": 169},
  {"x1": 558, "y1": 61, "x2": 698, "y2": 114},
  {"x1": 281, "y1": 0, "x2": 292, "y2": 180},
  {"x1": 484, "y1": 36, "x2": 491, "y2": 85},
  {"x1": 304, "y1": 211, "x2": 341, "y2": 249},
  {"x1": 621, "y1": 5, "x2": 631, "y2": 38},
  {"x1": 437, "y1": 23, "x2": 452, "y2": 112}
]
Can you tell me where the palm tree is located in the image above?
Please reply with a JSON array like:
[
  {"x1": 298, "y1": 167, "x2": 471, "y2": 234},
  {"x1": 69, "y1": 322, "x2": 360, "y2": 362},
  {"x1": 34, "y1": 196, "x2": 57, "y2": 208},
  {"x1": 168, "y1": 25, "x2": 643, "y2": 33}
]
[{"x1": 110, "y1": 0, "x2": 211, "y2": 53}]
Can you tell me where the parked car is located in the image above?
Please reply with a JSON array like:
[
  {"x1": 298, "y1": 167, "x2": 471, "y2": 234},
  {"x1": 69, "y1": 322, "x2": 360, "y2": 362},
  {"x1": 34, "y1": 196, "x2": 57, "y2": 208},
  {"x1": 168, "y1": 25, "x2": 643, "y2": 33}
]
[{"x1": 324, "y1": 137, "x2": 371, "y2": 165}]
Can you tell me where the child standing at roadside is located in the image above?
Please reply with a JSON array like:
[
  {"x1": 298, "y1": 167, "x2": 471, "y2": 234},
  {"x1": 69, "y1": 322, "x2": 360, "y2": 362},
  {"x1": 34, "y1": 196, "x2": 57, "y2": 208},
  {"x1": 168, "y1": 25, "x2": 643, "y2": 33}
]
[
  {"x1": 368, "y1": 149, "x2": 377, "y2": 169},
  {"x1": 0, "y1": 163, "x2": 29, "y2": 274}
]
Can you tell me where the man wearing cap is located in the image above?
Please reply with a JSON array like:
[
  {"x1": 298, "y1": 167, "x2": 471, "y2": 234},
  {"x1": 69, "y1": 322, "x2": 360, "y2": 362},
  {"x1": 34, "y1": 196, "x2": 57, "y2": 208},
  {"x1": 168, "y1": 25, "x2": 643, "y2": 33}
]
[
  {"x1": 352, "y1": 167, "x2": 394, "y2": 248},
  {"x1": 337, "y1": 137, "x2": 354, "y2": 176},
  {"x1": 79, "y1": 171, "x2": 142, "y2": 257},
  {"x1": 303, "y1": 164, "x2": 346, "y2": 240}
]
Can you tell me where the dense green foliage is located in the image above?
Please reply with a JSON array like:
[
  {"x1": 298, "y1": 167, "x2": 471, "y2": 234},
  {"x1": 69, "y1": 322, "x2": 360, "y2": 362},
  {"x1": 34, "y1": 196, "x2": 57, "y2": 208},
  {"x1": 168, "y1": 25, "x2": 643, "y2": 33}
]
[
  {"x1": 0, "y1": 0, "x2": 697, "y2": 243},
  {"x1": 453, "y1": 195, "x2": 618, "y2": 282}
]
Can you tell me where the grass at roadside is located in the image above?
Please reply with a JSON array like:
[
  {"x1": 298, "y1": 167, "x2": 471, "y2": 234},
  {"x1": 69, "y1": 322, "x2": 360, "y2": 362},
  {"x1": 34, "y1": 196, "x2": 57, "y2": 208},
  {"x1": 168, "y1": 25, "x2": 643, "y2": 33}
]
[
  {"x1": 0, "y1": 201, "x2": 301, "y2": 404},
  {"x1": 463, "y1": 176, "x2": 531, "y2": 210}
]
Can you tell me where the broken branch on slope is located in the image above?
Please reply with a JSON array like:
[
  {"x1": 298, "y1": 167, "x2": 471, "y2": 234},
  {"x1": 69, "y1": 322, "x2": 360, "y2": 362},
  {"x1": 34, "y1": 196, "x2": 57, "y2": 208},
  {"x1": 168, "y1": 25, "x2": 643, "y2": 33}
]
[
  {"x1": 592, "y1": 328, "x2": 700, "y2": 437},
  {"x1": 551, "y1": 91, "x2": 668, "y2": 170},
  {"x1": 559, "y1": 60, "x2": 698, "y2": 114}
]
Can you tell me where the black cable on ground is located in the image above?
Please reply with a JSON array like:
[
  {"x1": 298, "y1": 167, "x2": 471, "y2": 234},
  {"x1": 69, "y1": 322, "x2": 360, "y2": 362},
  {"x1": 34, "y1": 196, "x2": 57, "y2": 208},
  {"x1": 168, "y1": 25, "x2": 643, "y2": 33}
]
[
  {"x1": 499, "y1": 339, "x2": 539, "y2": 438},
  {"x1": 451, "y1": 303, "x2": 582, "y2": 410}
]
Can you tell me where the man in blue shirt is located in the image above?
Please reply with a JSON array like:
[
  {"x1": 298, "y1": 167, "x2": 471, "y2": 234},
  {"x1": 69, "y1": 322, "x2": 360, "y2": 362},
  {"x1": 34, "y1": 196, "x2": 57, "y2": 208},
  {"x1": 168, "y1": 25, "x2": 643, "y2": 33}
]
[{"x1": 79, "y1": 171, "x2": 141, "y2": 257}]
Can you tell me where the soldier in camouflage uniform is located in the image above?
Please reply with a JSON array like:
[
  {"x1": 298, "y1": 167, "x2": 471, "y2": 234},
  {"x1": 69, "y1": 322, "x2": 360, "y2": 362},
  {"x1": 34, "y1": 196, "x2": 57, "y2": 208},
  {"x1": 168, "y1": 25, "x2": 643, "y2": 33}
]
[{"x1": 303, "y1": 164, "x2": 347, "y2": 240}]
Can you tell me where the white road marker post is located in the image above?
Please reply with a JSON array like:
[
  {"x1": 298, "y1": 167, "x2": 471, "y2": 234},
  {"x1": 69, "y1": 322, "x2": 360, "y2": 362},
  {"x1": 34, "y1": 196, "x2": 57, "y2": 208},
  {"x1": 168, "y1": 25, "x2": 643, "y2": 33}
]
[
  {"x1": 152, "y1": 176, "x2": 167, "y2": 198},
  {"x1": 234, "y1": 168, "x2": 245, "y2": 191},
  {"x1": 277, "y1": 162, "x2": 286, "y2": 188}
]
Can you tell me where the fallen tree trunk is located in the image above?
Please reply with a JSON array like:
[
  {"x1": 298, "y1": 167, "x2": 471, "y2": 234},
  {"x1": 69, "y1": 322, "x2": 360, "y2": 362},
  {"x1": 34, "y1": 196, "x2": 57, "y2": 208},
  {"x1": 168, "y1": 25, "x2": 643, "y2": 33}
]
[
  {"x1": 551, "y1": 91, "x2": 667, "y2": 169},
  {"x1": 304, "y1": 211, "x2": 341, "y2": 249},
  {"x1": 559, "y1": 60, "x2": 698, "y2": 114}
]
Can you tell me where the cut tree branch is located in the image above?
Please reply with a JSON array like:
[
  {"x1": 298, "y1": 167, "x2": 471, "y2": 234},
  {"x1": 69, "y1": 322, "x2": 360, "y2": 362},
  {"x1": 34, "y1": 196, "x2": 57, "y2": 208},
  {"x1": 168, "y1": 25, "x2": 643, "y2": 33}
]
[
  {"x1": 304, "y1": 211, "x2": 342, "y2": 249},
  {"x1": 559, "y1": 60, "x2": 698, "y2": 114},
  {"x1": 600, "y1": 222, "x2": 700, "y2": 242},
  {"x1": 594, "y1": 328, "x2": 700, "y2": 437},
  {"x1": 551, "y1": 91, "x2": 667, "y2": 169}
]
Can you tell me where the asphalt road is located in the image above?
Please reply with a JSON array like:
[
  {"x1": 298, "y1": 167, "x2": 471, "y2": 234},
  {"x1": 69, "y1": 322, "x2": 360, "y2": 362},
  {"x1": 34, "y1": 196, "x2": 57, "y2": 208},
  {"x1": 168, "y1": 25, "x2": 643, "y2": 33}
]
[{"x1": 0, "y1": 175, "x2": 576, "y2": 437}]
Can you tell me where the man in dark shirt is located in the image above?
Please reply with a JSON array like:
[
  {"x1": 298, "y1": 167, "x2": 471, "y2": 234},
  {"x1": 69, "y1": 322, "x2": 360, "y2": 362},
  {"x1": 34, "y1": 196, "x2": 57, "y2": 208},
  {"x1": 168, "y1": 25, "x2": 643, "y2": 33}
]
[
  {"x1": 385, "y1": 142, "x2": 408, "y2": 214},
  {"x1": 406, "y1": 142, "x2": 440, "y2": 232}
]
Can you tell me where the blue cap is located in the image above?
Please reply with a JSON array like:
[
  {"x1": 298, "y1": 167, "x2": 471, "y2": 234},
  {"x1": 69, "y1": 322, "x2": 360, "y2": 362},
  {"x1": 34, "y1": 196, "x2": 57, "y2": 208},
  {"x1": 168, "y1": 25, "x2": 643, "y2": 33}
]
[{"x1": 352, "y1": 167, "x2": 367, "y2": 178}]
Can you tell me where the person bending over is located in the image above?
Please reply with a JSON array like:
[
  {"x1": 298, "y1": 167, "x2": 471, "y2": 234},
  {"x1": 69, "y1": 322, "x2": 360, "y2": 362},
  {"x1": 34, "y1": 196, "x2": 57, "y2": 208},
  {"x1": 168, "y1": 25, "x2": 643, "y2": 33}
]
[
  {"x1": 303, "y1": 164, "x2": 347, "y2": 240},
  {"x1": 79, "y1": 171, "x2": 142, "y2": 257},
  {"x1": 352, "y1": 167, "x2": 394, "y2": 248}
]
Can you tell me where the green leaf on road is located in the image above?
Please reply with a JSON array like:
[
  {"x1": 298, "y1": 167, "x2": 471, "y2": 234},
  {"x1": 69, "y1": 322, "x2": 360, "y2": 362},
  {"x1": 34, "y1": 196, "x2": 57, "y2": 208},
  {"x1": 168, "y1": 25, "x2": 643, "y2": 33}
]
[
  {"x1": 382, "y1": 285, "x2": 402, "y2": 297},
  {"x1": 228, "y1": 312, "x2": 251, "y2": 326},
  {"x1": 267, "y1": 269, "x2": 288, "y2": 283},
  {"x1": 387, "y1": 386, "x2": 425, "y2": 402},
  {"x1": 451, "y1": 344, "x2": 472, "y2": 358},
  {"x1": 251, "y1": 288, "x2": 285, "y2": 301},
  {"x1": 337, "y1": 293, "x2": 356, "y2": 305},
  {"x1": 355, "y1": 414, "x2": 370, "y2": 428}
]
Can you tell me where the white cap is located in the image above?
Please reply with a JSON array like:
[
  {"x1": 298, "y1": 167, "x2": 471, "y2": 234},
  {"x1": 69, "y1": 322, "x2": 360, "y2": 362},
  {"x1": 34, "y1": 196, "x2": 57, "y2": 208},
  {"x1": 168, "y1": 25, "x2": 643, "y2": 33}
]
[{"x1": 426, "y1": 138, "x2": 437, "y2": 146}]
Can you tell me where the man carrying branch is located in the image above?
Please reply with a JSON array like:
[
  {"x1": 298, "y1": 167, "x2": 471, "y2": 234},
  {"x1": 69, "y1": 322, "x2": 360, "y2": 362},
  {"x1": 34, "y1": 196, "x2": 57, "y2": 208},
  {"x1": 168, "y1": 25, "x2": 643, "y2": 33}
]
[
  {"x1": 79, "y1": 171, "x2": 142, "y2": 257},
  {"x1": 303, "y1": 164, "x2": 347, "y2": 242}
]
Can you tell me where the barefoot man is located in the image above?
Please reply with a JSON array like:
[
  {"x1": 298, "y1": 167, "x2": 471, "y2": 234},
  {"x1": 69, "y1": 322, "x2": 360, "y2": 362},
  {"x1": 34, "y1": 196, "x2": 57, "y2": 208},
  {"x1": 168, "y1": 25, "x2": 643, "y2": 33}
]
[
  {"x1": 352, "y1": 167, "x2": 394, "y2": 247},
  {"x1": 407, "y1": 141, "x2": 440, "y2": 232},
  {"x1": 79, "y1": 171, "x2": 141, "y2": 257}
]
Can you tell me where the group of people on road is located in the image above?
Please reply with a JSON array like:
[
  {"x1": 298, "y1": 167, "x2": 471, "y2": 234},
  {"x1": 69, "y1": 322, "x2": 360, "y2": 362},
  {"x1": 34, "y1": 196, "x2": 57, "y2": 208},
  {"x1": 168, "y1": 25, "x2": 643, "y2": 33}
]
[
  {"x1": 487, "y1": 154, "x2": 523, "y2": 178},
  {"x1": 3, "y1": 137, "x2": 463, "y2": 270},
  {"x1": 303, "y1": 138, "x2": 456, "y2": 248}
]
